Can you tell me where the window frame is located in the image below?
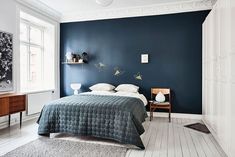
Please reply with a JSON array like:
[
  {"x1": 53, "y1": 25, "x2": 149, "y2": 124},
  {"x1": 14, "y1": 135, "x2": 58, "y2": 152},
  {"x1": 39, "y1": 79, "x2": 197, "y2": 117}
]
[{"x1": 20, "y1": 18, "x2": 46, "y2": 91}]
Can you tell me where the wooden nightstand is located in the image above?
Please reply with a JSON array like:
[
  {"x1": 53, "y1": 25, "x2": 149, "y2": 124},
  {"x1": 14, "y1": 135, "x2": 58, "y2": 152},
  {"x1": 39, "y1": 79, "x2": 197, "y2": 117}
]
[
  {"x1": 149, "y1": 88, "x2": 171, "y2": 122},
  {"x1": 0, "y1": 93, "x2": 26, "y2": 128}
]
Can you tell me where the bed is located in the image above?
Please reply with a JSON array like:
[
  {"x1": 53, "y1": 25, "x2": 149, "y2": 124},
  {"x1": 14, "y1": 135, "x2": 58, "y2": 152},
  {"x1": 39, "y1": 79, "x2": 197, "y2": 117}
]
[{"x1": 37, "y1": 90, "x2": 148, "y2": 149}]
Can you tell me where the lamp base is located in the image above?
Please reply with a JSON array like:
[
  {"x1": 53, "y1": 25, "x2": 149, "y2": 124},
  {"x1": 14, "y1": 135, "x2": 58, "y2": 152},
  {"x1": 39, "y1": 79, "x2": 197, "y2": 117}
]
[{"x1": 74, "y1": 90, "x2": 79, "y2": 95}]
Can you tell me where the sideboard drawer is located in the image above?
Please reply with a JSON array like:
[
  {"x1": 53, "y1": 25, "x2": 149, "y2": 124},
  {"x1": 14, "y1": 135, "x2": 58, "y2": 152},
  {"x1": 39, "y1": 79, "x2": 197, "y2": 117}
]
[
  {"x1": 9, "y1": 95, "x2": 25, "y2": 103},
  {"x1": 9, "y1": 95, "x2": 26, "y2": 114},
  {"x1": 9, "y1": 105, "x2": 25, "y2": 113},
  {"x1": 0, "y1": 98, "x2": 9, "y2": 116}
]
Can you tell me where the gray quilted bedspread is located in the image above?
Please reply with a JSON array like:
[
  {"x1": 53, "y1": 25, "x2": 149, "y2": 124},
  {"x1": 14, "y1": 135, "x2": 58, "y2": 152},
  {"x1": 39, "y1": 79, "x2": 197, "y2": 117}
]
[{"x1": 37, "y1": 94, "x2": 148, "y2": 149}]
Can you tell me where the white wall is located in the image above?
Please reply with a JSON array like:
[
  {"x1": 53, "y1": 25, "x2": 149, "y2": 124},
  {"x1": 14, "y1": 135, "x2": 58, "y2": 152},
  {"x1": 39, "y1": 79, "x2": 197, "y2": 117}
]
[
  {"x1": 202, "y1": 0, "x2": 234, "y2": 156},
  {"x1": 230, "y1": 1, "x2": 235, "y2": 156},
  {"x1": 0, "y1": 0, "x2": 18, "y2": 93},
  {"x1": 0, "y1": 0, "x2": 60, "y2": 128},
  {"x1": 0, "y1": 0, "x2": 21, "y2": 128}
]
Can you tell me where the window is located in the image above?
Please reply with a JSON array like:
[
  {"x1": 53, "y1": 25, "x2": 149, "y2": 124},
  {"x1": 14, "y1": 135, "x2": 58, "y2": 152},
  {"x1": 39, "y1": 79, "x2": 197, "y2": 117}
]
[{"x1": 20, "y1": 12, "x2": 55, "y2": 93}]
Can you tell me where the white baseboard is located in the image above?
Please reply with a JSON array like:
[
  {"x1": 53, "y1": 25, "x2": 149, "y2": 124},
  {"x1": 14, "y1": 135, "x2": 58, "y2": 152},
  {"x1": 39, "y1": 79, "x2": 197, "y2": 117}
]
[
  {"x1": 0, "y1": 113, "x2": 39, "y2": 130},
  {"x1": 147, "y1": 112, "x2": 202, "y2": 120}
]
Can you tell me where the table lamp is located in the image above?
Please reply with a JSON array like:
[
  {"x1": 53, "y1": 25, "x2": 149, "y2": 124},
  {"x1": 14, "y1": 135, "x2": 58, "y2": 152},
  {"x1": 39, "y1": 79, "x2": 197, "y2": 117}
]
[{"x1": 70, "y1": 83, "x2": 81, "y2": 95}]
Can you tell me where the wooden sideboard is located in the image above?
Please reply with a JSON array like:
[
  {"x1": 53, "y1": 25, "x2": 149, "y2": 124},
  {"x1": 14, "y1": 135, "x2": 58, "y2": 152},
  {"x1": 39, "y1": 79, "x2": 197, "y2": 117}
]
[{"x1": 0, "y1": 93, "x2": 26, "y2": 128}]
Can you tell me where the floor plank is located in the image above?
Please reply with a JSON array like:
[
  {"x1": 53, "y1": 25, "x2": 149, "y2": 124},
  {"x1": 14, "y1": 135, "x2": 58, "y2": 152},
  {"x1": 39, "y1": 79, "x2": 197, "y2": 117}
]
[
  {"x1": 177, "y1": 118, "x2": 191, "y2": 157},
  {"x1": 167, "y1": 118, "x2": 175, "y2": 157},
  {"x1": 202, "y1": 133, "x2": 224, "y2": 157},
  {"x1": 152, "y1": 118, "x2": 164, "y2": 157},
  {"x1": 0, "y1": 117, "x2": 227, "y2": 157},
  {"x1": 181, "y1": 118, "x2": 199, "y2": 157},
  {"x1": 172, "y1": 118, "x2": 183, "y2": 157},
  {"x1": 159, "y1": 118, "x2": 168, "y2": 157},
  {"x1": 144, "y1": 119, "x2": 158, "y2": 157}
]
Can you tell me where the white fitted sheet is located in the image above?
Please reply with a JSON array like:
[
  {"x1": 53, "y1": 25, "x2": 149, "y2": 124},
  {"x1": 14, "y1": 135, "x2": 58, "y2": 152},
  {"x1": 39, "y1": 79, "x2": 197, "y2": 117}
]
[{"x1": 81, "y1": 91, "x2": 148, "y2": 106}]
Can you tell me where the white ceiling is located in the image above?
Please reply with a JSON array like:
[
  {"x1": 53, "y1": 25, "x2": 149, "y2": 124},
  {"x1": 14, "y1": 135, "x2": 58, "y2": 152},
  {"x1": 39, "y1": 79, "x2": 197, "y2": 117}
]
[
  {"x1": 38, "y1": 0, "x2": 191, "y2": 13},
  {"x1": 18, "y1": 0, "x2": 214, "y2": 22}
]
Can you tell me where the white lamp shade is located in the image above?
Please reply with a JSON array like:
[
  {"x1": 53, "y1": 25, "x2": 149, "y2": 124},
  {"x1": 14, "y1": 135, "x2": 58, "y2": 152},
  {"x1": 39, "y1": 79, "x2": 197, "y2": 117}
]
[
  {"x1": 70, "y1": 83, "x2": 81, "y2": 95},
  {"x1": 155, "y1": 92, "x2": 165, "y2": 102},
  {"x1": 70, "y1": 83, "x2": 81, "y2": 90}
]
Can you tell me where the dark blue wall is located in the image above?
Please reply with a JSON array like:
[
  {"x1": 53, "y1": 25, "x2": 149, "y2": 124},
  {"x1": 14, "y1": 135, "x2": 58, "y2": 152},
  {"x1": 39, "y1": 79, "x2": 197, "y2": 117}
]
[{"x1": 60, "y1": 11, "x2": 209, "y2": 114}]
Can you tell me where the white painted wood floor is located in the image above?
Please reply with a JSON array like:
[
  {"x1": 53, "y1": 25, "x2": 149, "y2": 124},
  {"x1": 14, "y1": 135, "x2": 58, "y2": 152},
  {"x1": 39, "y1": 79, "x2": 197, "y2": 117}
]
[{"x1": 0, "y1": 117, "x2": 227, "y2": 157}]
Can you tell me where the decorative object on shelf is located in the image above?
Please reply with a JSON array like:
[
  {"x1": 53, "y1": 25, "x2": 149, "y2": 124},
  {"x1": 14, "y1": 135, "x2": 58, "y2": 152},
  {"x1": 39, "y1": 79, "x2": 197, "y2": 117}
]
[
  {"x1": 134, "y1": 72, "x2": 143, "y2": 80},
  {"x1": 141, "y1": 54, "x2": 149, "y2": 63},
  {"x1": 78, "y1": 59, "x2": 84, "y2": 63},
  {"x1": 95, "y1": 62, "x2": 106, "y2": 71},
  {"x1": 77, "y1": 54, "x2": 81, "y2": 60},
  {"x1": 65, "y1": 52, "x2": 73, "y2": 62},
  {"x1": 95, "y1": 0, "x2": 113, "y2": 7},
  {"x1": 113, "y1": 67, "x2": 125, "y2": 76},
  {"x1": 0, "y1": 31, "x2": 13, "y2": 92},
  {"x1": 70, "y1": 83, "x2": 81, "y2": 95},
  {"x1": 82, "y1": 52, "x2": 88, "y2": 63},
  {"x1": 155, "y1": 92, "x2": 166, "y2": 103},
  {"x1": 63, "y1": 52, "x2": 88, "y2": 64},
  {"x1": 72, "y1": 54, "x2": 78, "y2": 62}
]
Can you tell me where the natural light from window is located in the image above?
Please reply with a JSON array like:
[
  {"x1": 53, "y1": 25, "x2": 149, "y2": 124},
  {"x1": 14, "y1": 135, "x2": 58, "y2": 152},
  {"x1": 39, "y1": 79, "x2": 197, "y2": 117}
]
[{"x1": 20, "y1": 11, "x2": 55, "y2": 93}]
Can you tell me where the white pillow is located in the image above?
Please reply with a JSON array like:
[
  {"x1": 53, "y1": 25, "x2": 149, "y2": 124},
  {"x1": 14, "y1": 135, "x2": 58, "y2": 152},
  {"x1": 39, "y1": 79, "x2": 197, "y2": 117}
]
[
  {"x1": 91, "y1": 90, "x2": 116, "y2": 94},
  {"x1": 115, "y1": 84, "x2": 139, "y2": 93},
  {"x1": 89, "y1": 83, "x2": 115, "y2": 91}
]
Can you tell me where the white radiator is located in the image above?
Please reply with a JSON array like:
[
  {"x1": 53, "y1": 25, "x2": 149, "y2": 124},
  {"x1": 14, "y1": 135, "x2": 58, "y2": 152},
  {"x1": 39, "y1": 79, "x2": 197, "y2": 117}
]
[{"x1": 27, "y1": 91, "x2": 54, "y2": 115}]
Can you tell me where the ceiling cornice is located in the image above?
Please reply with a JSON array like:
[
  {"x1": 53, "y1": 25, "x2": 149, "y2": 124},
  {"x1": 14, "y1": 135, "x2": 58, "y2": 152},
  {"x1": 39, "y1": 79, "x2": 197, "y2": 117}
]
[
  {"x1": 14, "y1": 0, "x2": 213, "y2": 23},
  {"x1": 15, "y1": 0, "x2": 61, "y2": 22},
  {"x1": 61, "y1": 0, "x2": 213, "y2": 23}
]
